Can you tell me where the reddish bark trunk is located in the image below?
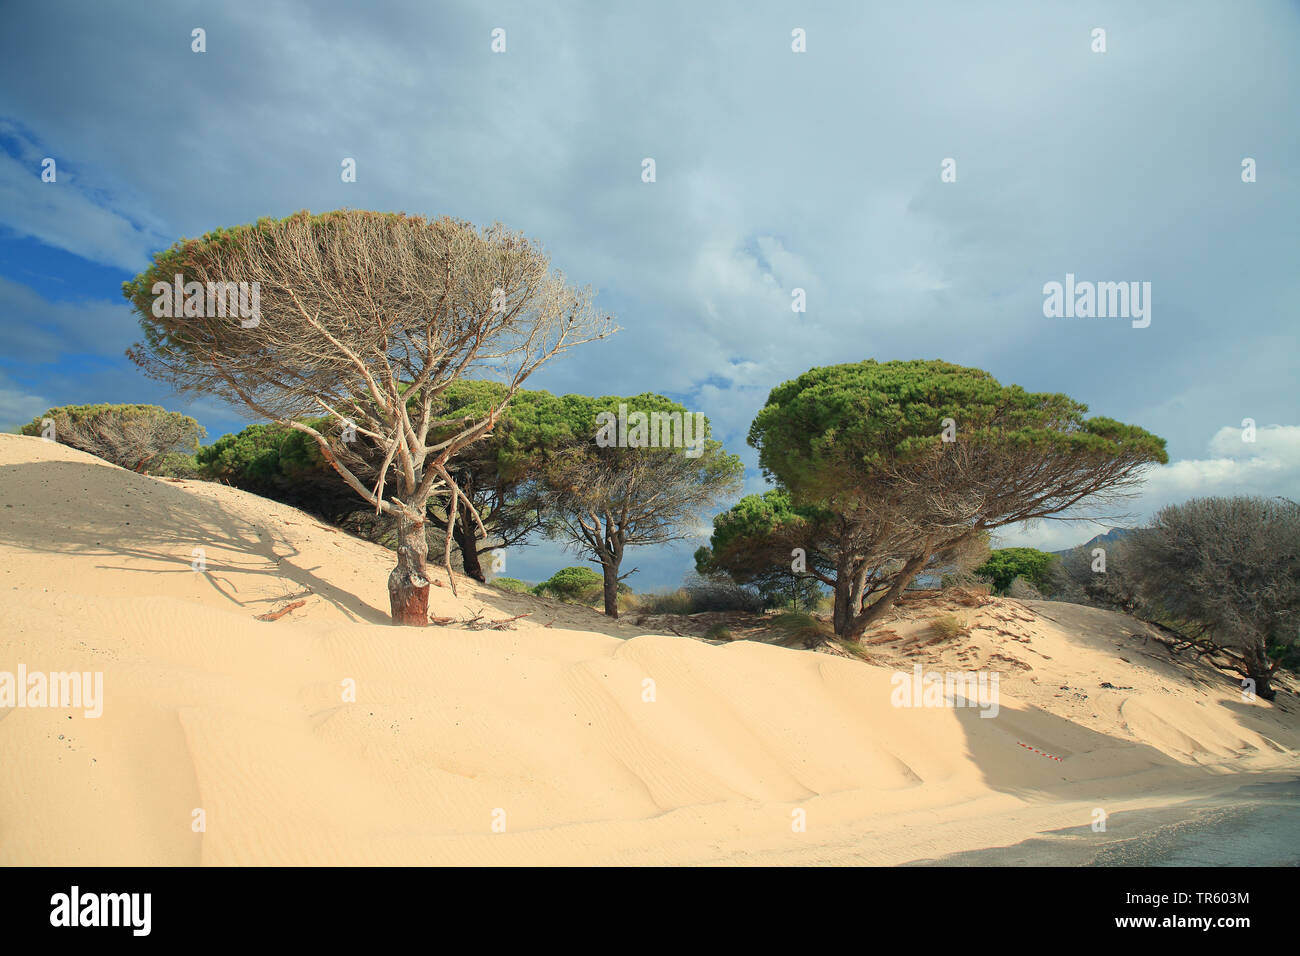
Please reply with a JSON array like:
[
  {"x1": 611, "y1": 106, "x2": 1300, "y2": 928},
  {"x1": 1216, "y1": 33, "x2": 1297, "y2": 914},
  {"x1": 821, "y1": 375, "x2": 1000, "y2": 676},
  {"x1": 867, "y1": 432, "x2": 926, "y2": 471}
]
[{"x1": 388, "y1": 511, "x2": 430, "y2": 626}]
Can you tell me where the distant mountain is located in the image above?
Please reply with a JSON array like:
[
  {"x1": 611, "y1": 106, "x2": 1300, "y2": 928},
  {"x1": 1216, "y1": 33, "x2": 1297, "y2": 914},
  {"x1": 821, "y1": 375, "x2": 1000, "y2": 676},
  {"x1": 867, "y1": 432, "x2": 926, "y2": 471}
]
[{"x1": 1052, "y1": 527, "x2": 1131, "y2": 556}]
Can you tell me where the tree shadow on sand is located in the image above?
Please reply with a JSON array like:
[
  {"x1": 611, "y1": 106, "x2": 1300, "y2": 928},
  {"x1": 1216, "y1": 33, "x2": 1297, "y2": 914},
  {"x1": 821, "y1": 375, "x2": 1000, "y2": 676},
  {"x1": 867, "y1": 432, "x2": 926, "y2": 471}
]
[
  {"x1": 0, "y1": 460, "x2": 391, "y2": 625},
  {"x1": 926, "y1": 643, "x2": 1298, "y2": 844},
  {"x1": 944, "y1": 698, "x2": 1184, "y2": 802}
]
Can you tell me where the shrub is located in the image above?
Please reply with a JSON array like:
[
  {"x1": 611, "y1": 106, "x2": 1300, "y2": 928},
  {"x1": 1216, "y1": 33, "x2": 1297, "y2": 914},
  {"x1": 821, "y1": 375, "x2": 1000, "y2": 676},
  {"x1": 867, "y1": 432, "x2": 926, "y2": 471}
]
[
  {"x1": 1006, "y1": 575, "x2": 1043, "y2": 600},
  {"x1": 1048, "y1": 538, "x2": 1143, "y2": 612},
  {"x1": 679, "y1": 573, "x2": 765, "y2": 613},
  {"x1": 152, "y1": 452, "x2": 200, "y2": 479},
  {"x1": 1125, "y1": 497, "x2": 1300, "y2": 701},
  {"x1": 974, "y1": 548, "x2": 1059, "y2": 595},
  {"x1": 195, "y1": 419, "x2": 354, "y2": 515},
  {"x1": 703, "y1": 623, "x2": 734, "y2": 641},
  {"x1": 633, "y1": 577, "x2": 765, "y2": 615},
  {"x1": 490, "y1": 577, "x2": 533, "y2": 593},
  {"x1": 638, "y1": 589, "x2": 696, "y2": 615},
  {"x1": 22, "y1": 404, "x2": 205, "y2": 474},
  {"x1": 533, "y1": 566, "x2": 604, "y2": 603}
]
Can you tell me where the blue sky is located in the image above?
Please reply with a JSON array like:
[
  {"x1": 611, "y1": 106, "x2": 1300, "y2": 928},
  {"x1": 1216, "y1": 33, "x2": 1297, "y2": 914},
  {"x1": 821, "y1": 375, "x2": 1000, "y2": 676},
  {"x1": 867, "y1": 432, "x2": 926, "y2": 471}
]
[{"x1": 2, "y1": 0, "x2": 1298, "y2": 589}]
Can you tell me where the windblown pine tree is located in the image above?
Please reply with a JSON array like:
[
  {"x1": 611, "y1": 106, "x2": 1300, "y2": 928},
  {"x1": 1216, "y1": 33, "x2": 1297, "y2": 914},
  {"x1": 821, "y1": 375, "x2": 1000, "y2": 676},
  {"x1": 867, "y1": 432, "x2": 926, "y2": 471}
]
[{"x1": 125, "y1": 210, "x2": 613, "y2": 625}]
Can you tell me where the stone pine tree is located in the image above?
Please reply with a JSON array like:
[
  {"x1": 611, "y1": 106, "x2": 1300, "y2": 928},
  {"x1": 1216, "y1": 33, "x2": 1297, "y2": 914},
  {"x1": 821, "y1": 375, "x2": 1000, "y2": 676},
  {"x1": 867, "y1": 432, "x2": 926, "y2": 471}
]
[
  {"x1": 537, "y1": 394, "x2": 744, "y2": 617},
  {"x1": 746, "y1": 359, "x2": 1168, "y2": 641},
  {"x1": 421, "y1": 382, "x2": 576, "y2": 582},
  {"x1": 125, "y1": 210, "x2": 614, "y2": 625}
]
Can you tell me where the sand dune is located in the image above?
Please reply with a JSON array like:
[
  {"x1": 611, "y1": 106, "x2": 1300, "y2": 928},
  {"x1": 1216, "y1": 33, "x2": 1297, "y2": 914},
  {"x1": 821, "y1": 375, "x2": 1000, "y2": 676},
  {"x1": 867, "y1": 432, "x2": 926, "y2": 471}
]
[{"x1": 1, "y1": 433, "x2": 1295, "y2": 865}]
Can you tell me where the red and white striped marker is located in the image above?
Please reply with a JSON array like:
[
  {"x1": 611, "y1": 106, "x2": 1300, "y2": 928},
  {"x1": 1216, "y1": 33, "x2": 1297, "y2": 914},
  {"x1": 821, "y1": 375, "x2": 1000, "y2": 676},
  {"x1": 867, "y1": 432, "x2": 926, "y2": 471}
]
[{"x1": 1017, "y1": 741, "x2": 1064, "y2": 762}]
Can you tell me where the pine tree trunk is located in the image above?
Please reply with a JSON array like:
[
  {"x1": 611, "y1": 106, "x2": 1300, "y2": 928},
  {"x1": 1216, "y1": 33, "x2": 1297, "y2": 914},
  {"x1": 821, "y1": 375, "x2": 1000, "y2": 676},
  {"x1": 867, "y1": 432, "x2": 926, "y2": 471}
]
[
  {"x1": 388, "y1": 510, "x2": 430, "y2": 626},
  {"x1": 843, "y1": 554, "x2": 928, "y2": 642},
  {"x1": 602, "y1": 561, "x2": 620, "y2": 619},
  {"x1": 1244, "y1": 644, "x2": 1276, "y2": 701},
  {"x1": 453, "y1": 506, "x2": 486, "y2": 582},
  {"x1": 832, "y1": 556, "x2": 853, "y2": 635},
  {"x1": 832, "y1": 578, "x2": 851, "y2": 635}
]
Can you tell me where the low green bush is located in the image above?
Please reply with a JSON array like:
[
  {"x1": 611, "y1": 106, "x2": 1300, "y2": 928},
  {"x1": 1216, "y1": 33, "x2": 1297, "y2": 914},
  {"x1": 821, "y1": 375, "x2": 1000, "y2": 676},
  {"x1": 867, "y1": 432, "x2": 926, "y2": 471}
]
[
  {"x1": 533, "y1": 566, "x2": 604, "y2": 603},
  {"x1": 490, "y1": 577, "x2": 533, "y2": 593}
]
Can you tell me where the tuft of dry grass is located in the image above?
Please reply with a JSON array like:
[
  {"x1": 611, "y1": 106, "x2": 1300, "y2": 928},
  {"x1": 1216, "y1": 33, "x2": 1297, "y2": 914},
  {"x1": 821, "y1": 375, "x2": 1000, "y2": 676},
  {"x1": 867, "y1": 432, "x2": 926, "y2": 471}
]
[
  {"x1": 928, "y1": 613, "x2": 968, "y2": 640},
  {"x1": 946, "y1": 584, "x2": 992, "y2": 607},
  {"x1": 829, "y1": 638, "x2": 878, "y2": 662},
  {"x1": 767, "y1": 611, "x2": 834, "y2": 646},
  {"x1": 703, "y1": 622, "x2": 734, "y2": 641}
]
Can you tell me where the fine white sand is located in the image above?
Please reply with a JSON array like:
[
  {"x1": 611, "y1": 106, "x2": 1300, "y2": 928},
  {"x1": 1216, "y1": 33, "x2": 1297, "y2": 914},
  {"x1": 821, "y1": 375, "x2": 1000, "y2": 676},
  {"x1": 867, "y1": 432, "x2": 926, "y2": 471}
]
[{"x1": 1, "y1": 433, "x2": 1295, "y2": 865}]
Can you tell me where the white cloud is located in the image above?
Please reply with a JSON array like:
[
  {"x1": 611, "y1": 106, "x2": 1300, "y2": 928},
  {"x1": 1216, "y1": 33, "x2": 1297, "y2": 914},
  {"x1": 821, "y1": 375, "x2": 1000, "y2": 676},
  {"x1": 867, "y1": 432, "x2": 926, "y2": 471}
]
[
  {"x1": 0, "y1": 124, "x2": 165, "y2": 271},
  {"x1": 0, "y1": 377, "x2": 49, "y2": 433},
  {"x1": 997, "y1": 424, "x2": 1300, "y2": 552},
  {"x1": 993, "y1": 519, "x2": 1112, "y2": 553},
  {"x1": 0, "y1": 276, "x2": 141, "y2": 362},
  {"x1": 1208, "y1": 422, "x2": 1300, "y2": 460},
  {"x1": 690, "y1": 238, "x2": 788, "y2": 331},
  {"x1": 1143, "y1": 424, "x2": 1300, "y2": 504}
]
